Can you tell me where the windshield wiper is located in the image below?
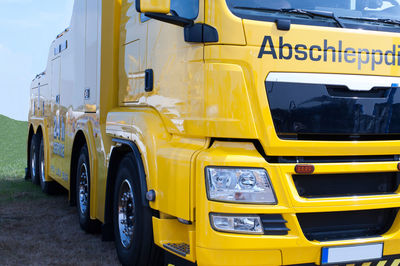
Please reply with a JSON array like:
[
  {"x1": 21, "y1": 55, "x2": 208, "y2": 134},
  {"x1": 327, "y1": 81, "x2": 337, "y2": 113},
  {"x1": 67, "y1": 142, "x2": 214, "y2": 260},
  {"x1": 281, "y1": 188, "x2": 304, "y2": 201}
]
[
  {"x1": 339, "y1": 16, "x2": 400, "y2": 26},
  {"x1": 233, "y1": 6, "x2": 345, "y2": 28}
]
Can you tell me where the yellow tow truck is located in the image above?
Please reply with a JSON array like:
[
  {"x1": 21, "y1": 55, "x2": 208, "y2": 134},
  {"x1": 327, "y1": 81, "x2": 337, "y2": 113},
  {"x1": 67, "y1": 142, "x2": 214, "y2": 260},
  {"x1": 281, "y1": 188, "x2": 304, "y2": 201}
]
[{"x1": 27, "y1": 0, "x2": 400, "y2": 265}]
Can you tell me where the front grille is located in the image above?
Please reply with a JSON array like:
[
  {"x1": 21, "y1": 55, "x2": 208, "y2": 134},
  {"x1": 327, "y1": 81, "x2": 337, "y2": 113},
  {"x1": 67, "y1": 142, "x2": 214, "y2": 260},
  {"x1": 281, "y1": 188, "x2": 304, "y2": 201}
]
[
  {"x1": 260, "y1": 214, "x2": 290, "y2": 235},
  {"x1": 297, "y1": 208, "x2": 398, "y2": 242},
  {"x1": 293, "y1": 172, "x2": 400, "y2": 198}
]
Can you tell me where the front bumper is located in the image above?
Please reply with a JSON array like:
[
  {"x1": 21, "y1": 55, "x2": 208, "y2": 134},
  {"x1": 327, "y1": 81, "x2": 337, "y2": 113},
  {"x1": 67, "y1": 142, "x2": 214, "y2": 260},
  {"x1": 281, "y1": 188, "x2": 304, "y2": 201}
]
[{"x1": 195, "y1": 141, "x2": 400, "y2": 265}]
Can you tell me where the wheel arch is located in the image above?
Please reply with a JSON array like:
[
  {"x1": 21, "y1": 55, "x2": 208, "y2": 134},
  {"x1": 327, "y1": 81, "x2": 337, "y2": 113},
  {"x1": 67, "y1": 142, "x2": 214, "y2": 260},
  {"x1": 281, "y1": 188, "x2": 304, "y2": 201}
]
[
  {"x1": 102, "y1": 138, "x2": 150, "y2": 240},
  {"x1": 35, "y1": 125, "x2": 43, "y2": 138}
]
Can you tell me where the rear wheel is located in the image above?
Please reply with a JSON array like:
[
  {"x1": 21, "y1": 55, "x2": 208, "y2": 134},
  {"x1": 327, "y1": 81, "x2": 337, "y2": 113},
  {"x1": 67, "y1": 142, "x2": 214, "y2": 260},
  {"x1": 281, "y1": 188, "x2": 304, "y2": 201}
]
[
  {"x1": 29, "y1": 134, "x2": 40, "y2": 185},
  {"x1": 113, "y1": 153, "x2": 163, "y2": 266},
  {"x1": 39, "y1": 138, "x2": 55, "y2": 194},
  {"x1": 76, "y1": 145, "x2": 98, "y2": 233}
]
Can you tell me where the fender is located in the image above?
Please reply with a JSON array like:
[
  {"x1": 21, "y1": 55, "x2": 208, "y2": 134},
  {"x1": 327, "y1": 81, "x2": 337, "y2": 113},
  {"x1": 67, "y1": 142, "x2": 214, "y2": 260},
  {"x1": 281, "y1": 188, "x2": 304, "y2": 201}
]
[
  {"x1": 111, "y1": 138, "x2": 149, "y2": 207},
  {"x1": 106, "y1": 107, "x2": 208, "y2": 221},
  {"x1": 102, "y1": 138, "x2": 150, "y2": 241}
]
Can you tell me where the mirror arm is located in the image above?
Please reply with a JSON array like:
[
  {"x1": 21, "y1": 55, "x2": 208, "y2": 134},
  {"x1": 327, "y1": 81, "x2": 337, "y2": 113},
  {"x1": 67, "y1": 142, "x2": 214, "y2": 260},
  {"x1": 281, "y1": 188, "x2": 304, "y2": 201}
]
[{"x1": 144, "y1": 12, "x2": 194, "y2": 27}]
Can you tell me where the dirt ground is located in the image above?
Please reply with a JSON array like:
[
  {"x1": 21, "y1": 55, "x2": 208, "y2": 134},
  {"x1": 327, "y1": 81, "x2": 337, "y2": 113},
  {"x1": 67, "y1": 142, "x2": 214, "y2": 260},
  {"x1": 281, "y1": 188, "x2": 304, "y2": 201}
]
[{"x1": 0, "y1": 193, "x2": 120, "y2": 266}]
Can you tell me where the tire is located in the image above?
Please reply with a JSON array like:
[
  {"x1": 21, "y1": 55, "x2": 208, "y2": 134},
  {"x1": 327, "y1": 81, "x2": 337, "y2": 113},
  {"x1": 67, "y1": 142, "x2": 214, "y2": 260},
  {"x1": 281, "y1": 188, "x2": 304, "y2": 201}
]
[
  {"x1": 29, "y1": 134, "x2": 40, "y2": 185},
  {"x1": 113, "y1": 153, "x2": 163, "y2": 266},
  {"x1": 39, "y1": 138, "x2": 56, "y2": 194},
  {"x1": 76, "y1": 145, "x2": 98, "y2": 233}
]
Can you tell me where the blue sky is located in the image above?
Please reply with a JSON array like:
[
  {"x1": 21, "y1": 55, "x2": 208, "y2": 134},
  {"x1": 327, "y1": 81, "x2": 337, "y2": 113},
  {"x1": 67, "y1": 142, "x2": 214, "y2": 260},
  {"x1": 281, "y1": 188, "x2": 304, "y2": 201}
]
[{"x1": 0, "y1": 0, "x2": 73, "y2": 121}]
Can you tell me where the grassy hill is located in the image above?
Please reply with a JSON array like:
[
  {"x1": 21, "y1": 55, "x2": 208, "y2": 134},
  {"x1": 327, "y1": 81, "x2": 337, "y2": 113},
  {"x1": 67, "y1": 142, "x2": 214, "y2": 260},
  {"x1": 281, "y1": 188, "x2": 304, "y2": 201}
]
[
  {"x1": 0, "y1": 115, "x2": 45, "y2": 204},
  {"x1": 0, "y1": 114, "x2": 28, "y2": 179}
]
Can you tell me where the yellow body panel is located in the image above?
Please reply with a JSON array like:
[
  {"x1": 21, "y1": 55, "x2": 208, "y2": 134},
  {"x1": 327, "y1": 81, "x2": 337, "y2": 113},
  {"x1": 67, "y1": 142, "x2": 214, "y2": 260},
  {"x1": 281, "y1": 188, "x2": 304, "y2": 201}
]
[
  {"x1": 27, "y1": 0, "x2": 400, "y2": 264},
  {"x1": 107, "y1": 107, "x2": 208, "y2": 220}
]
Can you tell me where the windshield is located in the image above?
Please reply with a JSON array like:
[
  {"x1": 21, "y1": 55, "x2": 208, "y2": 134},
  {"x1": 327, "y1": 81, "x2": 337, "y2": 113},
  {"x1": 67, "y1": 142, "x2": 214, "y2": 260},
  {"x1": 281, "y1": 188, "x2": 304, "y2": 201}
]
[{"x1": 226, "y1": 0, "x2": 400, "y2": 31}]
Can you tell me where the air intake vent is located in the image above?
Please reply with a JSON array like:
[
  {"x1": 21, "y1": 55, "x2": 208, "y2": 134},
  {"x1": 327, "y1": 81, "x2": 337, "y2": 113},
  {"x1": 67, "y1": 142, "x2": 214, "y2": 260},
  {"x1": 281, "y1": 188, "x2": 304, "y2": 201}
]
[
  {"x1": 260, "y1": 214, "x2": 290, "y2": 235},
  {"x1": 293, "y1": 172, "x2": 400, "y2": 198},
  {"x1": 297, "y1": 208, "x2": 398, "y2": 242}
]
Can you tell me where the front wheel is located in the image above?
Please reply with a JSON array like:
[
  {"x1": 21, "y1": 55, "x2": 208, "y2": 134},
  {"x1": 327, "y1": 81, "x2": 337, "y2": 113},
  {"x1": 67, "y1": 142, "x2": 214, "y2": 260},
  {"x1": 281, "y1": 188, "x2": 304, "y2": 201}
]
[{"x1": 113, "y1": 153, "x2": 163, "y2": 266}]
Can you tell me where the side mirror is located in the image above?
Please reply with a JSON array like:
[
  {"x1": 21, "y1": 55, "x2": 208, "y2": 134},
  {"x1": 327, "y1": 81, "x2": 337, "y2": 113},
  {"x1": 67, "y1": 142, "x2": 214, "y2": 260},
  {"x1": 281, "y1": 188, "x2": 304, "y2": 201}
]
[
  {"x1": 135, "y1": 0, "x2": 219, "y2": 43},
  {"x1": 136, "y1": 0, "x2": 170, "y2": 14}
]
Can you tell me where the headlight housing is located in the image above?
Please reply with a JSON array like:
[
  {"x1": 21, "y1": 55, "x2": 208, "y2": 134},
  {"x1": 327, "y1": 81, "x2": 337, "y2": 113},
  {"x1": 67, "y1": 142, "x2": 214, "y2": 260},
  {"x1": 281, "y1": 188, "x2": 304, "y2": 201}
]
[{"x1": 205, "y1": 167, "x2": 277, "y2": 204}]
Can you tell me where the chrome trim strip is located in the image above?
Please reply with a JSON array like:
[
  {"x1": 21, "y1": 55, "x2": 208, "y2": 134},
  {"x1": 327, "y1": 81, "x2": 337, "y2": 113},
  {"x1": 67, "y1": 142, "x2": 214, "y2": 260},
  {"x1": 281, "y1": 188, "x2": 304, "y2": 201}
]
[{"x1": 266, "y1": 72, "x2": 400, "y2": 91}]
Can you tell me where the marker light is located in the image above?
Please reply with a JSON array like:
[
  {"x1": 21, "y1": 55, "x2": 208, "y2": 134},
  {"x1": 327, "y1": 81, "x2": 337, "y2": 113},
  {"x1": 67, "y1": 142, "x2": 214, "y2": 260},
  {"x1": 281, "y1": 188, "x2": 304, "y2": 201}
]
[
  {"x1": 206, "y1": 167, "x2": 277, "y2": 204},
  {"x1": 210, "y1": 214, "x2": 264, "y2": 235},
  {"x1": 295, "y1": 164, "x2": 315, "y2": 174}
]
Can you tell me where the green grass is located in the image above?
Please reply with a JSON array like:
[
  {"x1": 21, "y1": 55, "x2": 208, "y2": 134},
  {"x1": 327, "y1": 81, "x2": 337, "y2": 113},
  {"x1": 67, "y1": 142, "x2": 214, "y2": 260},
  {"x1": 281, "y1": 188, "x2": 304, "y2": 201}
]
[
  {"x1": 0, "y1": 115, "x2": 44, "y2": 203},
  {"x1": 0, "y1": 179, "x2": 45, "y2": 203},
  {"x1": 0, "y1": 114, "x2": 28, "y2": 179}
]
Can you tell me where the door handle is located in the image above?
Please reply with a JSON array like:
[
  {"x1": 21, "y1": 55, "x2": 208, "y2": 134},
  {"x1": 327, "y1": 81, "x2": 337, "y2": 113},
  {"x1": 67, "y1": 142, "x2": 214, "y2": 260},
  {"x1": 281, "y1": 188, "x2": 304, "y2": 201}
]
[{"x1": 145, "y1": 69, "x2": 154, "y2": 92}]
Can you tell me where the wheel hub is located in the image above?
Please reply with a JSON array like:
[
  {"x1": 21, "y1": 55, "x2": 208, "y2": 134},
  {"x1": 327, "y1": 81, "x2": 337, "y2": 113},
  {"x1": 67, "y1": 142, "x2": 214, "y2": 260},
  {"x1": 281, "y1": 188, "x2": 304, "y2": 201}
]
[
  {"x1": 118, "y1": 179, "x2": 135, "y2": 249},
  {"x1": 79, "y1": 163, "x2": 89, "y2": 214}
]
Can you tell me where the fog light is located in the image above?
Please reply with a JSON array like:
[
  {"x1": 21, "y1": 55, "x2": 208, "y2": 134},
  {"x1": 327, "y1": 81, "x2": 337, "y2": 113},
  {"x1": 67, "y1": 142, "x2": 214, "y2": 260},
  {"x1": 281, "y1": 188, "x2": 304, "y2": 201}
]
[{"x1": 210, "y1": 214, "x2": 264, "y2": 235}]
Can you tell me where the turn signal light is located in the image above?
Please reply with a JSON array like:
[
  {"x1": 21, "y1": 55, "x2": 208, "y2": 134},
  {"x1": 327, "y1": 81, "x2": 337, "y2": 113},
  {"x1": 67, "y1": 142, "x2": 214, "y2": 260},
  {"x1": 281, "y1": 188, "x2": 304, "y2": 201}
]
[
  {"x1": 397, "y1": 163, "x2": 400, "y2": 171},
  {"x1": 295, "y1": 164, "x2": 315, "y2": 174}
]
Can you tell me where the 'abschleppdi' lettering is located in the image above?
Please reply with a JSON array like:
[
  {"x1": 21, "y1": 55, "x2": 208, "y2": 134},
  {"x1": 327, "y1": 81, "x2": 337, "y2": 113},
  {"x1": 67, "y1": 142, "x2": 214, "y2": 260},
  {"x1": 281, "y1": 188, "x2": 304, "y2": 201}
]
[{"x1": 258, "y1": 35, "x2": 399, "y2": 71}]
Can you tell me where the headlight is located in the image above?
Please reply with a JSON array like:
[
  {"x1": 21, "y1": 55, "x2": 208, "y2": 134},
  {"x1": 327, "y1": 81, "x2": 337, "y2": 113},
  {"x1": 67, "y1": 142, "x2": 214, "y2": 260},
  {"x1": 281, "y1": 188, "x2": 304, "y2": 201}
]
[
  {"x1": 210, "y1": 213, "x2": 264, "y2": 235},
  {"x1": 205, "y1": 167, "x2": 277, "y2": 204}
]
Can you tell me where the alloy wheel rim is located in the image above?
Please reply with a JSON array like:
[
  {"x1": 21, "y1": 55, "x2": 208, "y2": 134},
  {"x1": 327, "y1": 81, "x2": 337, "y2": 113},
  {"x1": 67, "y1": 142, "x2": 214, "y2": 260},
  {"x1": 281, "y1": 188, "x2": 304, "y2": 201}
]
[
  {"x1": 79, "y1": 163, "x2": 89, "y2": 214},
  {"x1": 118, "y1": 179, "x2": 135, "y2": 249}
]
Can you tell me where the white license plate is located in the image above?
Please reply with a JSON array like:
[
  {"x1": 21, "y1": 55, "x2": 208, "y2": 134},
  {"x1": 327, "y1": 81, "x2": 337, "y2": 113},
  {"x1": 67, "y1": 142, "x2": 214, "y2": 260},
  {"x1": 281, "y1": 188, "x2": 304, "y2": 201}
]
[{"x1": 321, "y1": 243, "x2": 383, "y2": 264}]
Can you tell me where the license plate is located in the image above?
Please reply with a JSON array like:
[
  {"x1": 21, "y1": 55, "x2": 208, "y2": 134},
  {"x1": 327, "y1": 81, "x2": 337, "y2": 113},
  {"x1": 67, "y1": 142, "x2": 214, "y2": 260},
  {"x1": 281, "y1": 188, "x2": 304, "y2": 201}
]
[{"x1": 321, "y1": 243, "x2": 383, "y2": 264}]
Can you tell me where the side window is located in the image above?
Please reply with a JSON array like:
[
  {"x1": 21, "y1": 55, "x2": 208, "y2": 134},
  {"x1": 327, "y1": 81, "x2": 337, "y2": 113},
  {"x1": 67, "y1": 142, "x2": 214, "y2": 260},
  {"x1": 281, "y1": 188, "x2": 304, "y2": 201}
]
[{"x1": 171, "y1": 0, "x2": 199, "y2": 20}]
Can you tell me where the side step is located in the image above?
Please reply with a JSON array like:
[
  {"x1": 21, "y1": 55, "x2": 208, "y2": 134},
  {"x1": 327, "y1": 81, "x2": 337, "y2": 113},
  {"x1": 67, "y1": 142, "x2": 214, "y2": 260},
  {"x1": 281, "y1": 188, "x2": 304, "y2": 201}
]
[
  {"x1": 163, "y1": 243, "x2": 190, "y2": 257},
  {"x1": 153, "y1": 217, "x2": 196, "y2": 262}
]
